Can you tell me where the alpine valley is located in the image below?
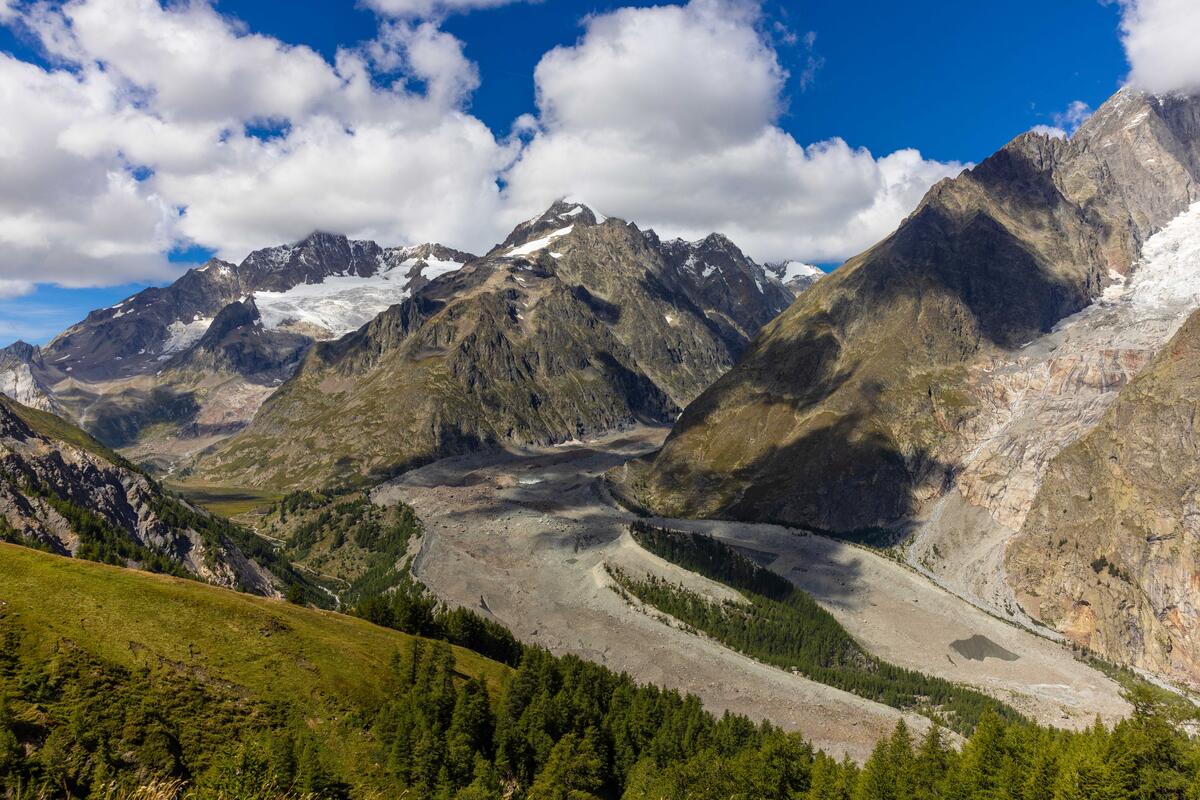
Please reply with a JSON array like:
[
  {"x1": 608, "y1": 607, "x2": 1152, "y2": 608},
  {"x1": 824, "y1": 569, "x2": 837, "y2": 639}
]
[{"x1": 7, "y1": 64, "x2": 1200, "y2": 800}]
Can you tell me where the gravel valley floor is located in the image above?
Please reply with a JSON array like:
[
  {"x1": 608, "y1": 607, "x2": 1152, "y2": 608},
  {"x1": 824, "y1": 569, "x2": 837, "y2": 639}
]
[{"x1": 374, "y1": 426, "x2": 1128, "y2": 761}]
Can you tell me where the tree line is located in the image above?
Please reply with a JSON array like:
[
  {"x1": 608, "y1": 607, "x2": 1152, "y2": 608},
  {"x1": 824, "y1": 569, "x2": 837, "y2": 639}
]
[{"x1": 618, "y1": 521, "x2": 1020, "y2": 734}]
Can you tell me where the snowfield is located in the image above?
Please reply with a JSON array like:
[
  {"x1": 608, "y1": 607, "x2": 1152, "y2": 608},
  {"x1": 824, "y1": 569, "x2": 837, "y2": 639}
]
[
  {"x1": 776, "y1": 261, "x2": 824, "y2": 282},
  {"x1": 505, "y1": 225, "x2": 574, "y2": 258},
  {"x1": 253, "y1": 251, "x2": 469, "y2": 339},
  {"x1": 160, "y1": 317, "x2": 213, "y2": 357}
]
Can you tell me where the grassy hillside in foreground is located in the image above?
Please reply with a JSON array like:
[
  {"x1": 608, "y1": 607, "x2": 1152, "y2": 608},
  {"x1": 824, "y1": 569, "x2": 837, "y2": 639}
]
[
  {"x1": 0, "y1": 543, "x2": 510, "y2": 794},
  {"x1": 3, "y1": 543, "x2": 1200, "y2": 799},
  {"x1": 0, "y1": 542, "x2": 509, "y2": 702}
]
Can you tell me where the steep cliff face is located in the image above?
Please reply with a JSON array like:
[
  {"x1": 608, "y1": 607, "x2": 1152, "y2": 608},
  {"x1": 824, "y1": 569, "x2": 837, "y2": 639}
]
[
  {"x1": 0, "y1": 342, "x2": 60, "y2": 413},
  {"x1": 194, "y1": 202, "x2": 790, "y2": 489},
  {"x1": 0, "y1": 395, "x2": 280, "y2": 594},
  {"x1": 1008, "y1": 300, "x2": 1200, "y2": 688},
  {"x1": 625, "y1": 89, "x2": 1200, "y2": 536},
  {"x1": 656, "y1": 232, "x2": 795, "y2": 346},
  {"x1": 903, "y1": 199, "x2": 1200, "y2": 619}
]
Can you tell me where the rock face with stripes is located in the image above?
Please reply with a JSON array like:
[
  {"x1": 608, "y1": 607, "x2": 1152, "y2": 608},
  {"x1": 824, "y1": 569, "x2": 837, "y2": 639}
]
[{"x1": 0, "y1": 394, "x2": 280, "y2": 594}]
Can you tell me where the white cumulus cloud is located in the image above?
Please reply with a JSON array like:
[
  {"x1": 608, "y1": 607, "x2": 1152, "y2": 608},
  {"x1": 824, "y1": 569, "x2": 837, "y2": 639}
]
[
  {"x1": 501, "y1": 0, "x2": 964, "y2": 263},
  {"x1": 0, "y1": 0, "x2": 513, "y2": 282},
  {"x1": 363, "y1": 0, "x2": 525, "y2": 19},
  {"x1": 0, "y1": 0, "x2": 966, "y2": 306},
  {"x1": 1117, "y1": 0, "x2": 1200, "y2": 95}
]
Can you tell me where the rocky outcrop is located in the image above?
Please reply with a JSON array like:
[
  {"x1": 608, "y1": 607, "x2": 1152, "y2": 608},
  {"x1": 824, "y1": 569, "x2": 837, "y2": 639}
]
[
  {"x1": 0, "y1": 394, "x2": 279, "y2": 594},
  {"x1": 625, "y1": 89, "x2": 1200, "y2": 537},
  {"x1": 194, "y1": 202, "x2": 791, "y2": 488},
  {"x1": 0, "y1": 342, "x2": 61, "y2": 413},
  {"x1": 166, "y1": 298, "x2": 309, "y2": 380},
  {"x1": 656, "y1": 232, "x2": 794, "y2": 346},
  {"x1": 1008, "y1": 301, "x2": 1200, "y2": 687}
]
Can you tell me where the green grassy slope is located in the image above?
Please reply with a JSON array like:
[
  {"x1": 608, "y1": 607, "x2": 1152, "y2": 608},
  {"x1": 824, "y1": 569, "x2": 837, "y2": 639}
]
[
  {"x1": 0, "y1": 542, "x2": 509, "y2": 701},
  {"x1": 165, "y1": 482, "x2": 284, "y2": 519}
]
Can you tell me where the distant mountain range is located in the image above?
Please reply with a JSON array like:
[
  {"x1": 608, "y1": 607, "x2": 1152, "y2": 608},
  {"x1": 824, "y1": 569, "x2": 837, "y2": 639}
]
[
  {"x1": 0, "y1": 201, "x2": 814, "y2": 478},
  {"x1": 192, "y1": 201, "x2": 798, "y2": 488},
  {"x1": 10, "y1": 86, "x2": 1200, "y2": 696}
]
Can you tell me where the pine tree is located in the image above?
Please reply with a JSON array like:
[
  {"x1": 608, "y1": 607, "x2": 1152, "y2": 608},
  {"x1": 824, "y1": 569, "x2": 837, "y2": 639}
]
[
  {"x1": 455, "y1": 756, "x2": 505, "y2": 800},
  {"x1": 807, "y1": 753, "x2": 848, "y2": 800},
  {"x1": 914, "y1": 725, "x2": 951, "y2": 799},
  {"x1": 888, "y1": 719, "x2": 916, "y2": 799},
  {"x1": 525, "y1": 729, "x2": 605, "y2": 800},
  {"x1": 0, "y1": 697, "x2": 20, "y2": 775},
  {"x1": 853, "y1": 737, "x2": 896, "y2": 800},
  {"x1": 446, "y1": 678, "x2": 494, "y2": 788}
]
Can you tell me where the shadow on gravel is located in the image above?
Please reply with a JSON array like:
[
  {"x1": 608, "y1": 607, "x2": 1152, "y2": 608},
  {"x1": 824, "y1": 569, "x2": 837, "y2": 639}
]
[{"x1": 951, "y1": 634, "x2": 1020, "y2": 662}]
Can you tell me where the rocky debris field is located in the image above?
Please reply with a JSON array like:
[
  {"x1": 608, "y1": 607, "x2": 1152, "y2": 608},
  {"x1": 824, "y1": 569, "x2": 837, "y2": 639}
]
[{"x1": 373, "y1": 426, "x2": 1129, "y2": 761}]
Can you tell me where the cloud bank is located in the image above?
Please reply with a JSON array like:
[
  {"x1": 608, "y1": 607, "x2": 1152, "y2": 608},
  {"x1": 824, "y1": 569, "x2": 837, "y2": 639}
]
[
  {"x1": 1117, "y1": 0, "x2": 1200, "y2": 95},
  {"x1": 0, "y1": 0, "x2": 963, "y2": 300}
]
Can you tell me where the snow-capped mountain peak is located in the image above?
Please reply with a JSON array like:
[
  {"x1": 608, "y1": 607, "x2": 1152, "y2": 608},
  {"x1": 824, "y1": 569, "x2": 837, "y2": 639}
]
[{"x1": 765, "y1": 260, "x2": 825, "y2": 294}]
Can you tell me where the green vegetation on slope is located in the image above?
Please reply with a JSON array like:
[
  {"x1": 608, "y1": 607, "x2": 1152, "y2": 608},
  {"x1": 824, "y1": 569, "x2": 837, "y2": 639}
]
[
  {"x1": 0, "y1": 542, "x2": 509, "y2": 797},
  {"x1": 25, "y1": 477, "x2": 188, "y2": 577},
  {"x1": 253, "y1": 489, "x2": 423, "y2": 606},
  {"x1": 0, "y1": 394, "x2": 136, "y2": 471},
  {"x1": 354, "y1": 577, "x2": 525, "y2": 668},
  {"x1": 2, "y1": 542, "x2": 1199, "y2": 799},
  {"x1": 0, "y1": 394, "x2": 325, "y2": 605},
  {"x1": 612, "y1": 522, "x2": 1019, "y2": 734},
  {"x1": 166, "y1": 483, "x2": 283, "y2": 519}
]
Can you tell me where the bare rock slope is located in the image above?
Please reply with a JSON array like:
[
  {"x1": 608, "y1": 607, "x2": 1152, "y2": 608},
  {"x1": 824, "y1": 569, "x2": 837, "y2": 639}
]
[
  {"x1": 0, "y1": 394, "x2": 287, "y2": 595},
  {"x1": 1009, "y1": 295, "x2": 1200, "y2": 688}
]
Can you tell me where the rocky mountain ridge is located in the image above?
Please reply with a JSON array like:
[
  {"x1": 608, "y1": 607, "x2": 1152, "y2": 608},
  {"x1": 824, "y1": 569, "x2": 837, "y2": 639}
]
[
  {"x1": 617, "y1": 87, "x2": 1200, "y2": 685},
  {"x1": 41, "y1": 232, "x2": 476, "y2": 382},
  {"x1": 626, "y1": 87, "x2": 1200, "y2": 533},
  {"x1": 0, "y1": 233, "x2": 476, "y2": 472},
  {"x1": 192, "y1": 201, "x2": 795, "y2": 488},
  {"x1": 0, "y1": 393, "x2": 287, "y2": 594}
]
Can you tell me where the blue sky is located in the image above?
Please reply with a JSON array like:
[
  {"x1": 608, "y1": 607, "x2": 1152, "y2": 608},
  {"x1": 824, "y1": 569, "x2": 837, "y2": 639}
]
[
  {"x1": 216, "y1": 0, "x2": 1129, "y2": 161},
  {"x1": 0, "y1": 0, "x2": 1134, "y2": 346}
]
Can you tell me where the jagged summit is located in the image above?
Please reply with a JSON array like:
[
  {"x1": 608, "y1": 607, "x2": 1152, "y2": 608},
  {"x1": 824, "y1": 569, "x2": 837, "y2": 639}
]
[
  {"x1": 497, "y1": 200, "x2": 603, "y2": 255},
  {"x1": 196, "y1": 200, "x2": 794, "y2": 488},
  {"x1": 764, "y1": 260, "x2": 825, "y2": 294},
  {"x1": 9, "y1": 192, "x2": 797, "y2": 478}
]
